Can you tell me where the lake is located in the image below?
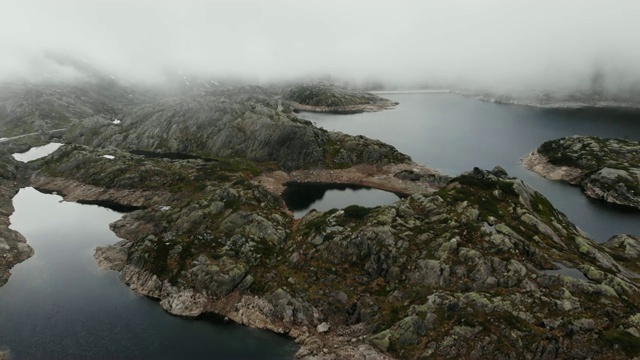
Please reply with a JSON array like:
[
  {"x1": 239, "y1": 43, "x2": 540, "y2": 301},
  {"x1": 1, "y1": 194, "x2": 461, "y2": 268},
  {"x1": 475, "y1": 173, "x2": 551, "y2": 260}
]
[
  {"x1": 0, "y1": 188, "x2": 297, "y2": 359},
  {"x1": 299, "y1": 93, "x2": 640, "y2": 242}
]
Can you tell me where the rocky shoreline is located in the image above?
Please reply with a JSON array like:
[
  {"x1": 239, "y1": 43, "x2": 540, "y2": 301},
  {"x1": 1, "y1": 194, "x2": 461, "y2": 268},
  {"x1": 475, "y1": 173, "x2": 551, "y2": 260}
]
[
  {"x1": 521, "y1": 150, "x2": 585, "y2": 185},
  {"x1": 285, "y1": 83, "x2": 398, "y2": 114},
  {"x1": 457, "y1": 89, "x2": 640, "y2": 110},
  {"x1": 287, "y1": 100, "x2": 398, "y2": 114},
  {"x1": 0, "y1": 150, "x2": 34, "y2": 287},
  {"x1": 475, "y1": 94, "x2": 640, "y2": 109},
  {"x1": 252, "y1": 162, "x2": 449, "y2": 198},
  {"x1": 0, "y1": 179, "x2": 33, "y2": 287},
  {"x1": 27, "y1": 143, "x2": 640, "y2": 358},
  {"x1": 523, "y1": 136, "x2": 640, "y2": 210}
]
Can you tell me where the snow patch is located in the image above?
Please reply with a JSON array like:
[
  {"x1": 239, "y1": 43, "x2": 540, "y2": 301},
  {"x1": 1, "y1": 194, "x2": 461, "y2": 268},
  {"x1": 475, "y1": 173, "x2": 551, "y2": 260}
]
[
  {"x1": 112, "y1": 119, "x2": 121, "y2": 125},
  {"x1": 102, "y1": 155, "x2": 115, "y2": 160},
  {"x1": 12, "y1": 143, "x2": 64, "y2": 162}
]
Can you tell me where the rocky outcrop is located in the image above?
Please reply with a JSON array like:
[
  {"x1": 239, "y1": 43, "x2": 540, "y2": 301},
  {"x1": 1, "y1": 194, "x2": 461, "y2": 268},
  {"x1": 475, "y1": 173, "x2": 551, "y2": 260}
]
[
  {"x1": 0, "y1": 347, "x2": 10, "y2": 360},
  {"x1": 523, "y1": 136, "x2": 640, "y2": 210},
  {"x1": 0, "y1": 179, "x2": 33, "y2": 287},
  {"x1": 31, "y1": 145, "x2": 640, "y2": 359},
  {"x1": 0, "y1": 153, "x2": 33, "y2": 287},
  {"x1": 62, "y1": 88, "x2": 408, "y2": 171},
  {"x1": 285, "y1": 83, "x2": 398, "y2": 114}
]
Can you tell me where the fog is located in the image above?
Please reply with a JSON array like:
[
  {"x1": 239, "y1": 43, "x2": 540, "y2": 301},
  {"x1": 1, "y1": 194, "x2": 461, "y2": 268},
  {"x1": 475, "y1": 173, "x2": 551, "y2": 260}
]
[{"x1": 2, "y1": 0, "x2": 639, "y2": 91}]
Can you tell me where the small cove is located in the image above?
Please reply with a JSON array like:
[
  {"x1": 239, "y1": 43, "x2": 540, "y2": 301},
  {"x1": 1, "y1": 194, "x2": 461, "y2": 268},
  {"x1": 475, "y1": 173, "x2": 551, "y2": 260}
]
[{"x1": 0, "y1": 187, "x2": 297, "y2": 359}]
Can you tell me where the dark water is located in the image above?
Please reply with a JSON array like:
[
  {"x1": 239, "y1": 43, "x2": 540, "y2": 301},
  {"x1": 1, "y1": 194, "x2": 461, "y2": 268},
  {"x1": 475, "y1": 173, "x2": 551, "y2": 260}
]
[
  {"x1": 282, "y1": 183, "x2": 400, "y2": 218},
  {"x1": 0, "y1": 188, "x2": 297, "y2": 359},
  {"x1": 300, "y1": 93, "x2": 640, "y2": 242}
]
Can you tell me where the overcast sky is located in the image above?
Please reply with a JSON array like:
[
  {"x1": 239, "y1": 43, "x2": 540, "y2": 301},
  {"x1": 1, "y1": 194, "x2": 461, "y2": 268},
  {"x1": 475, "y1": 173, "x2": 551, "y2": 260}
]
[{"x1": 1, "y1": 0, "x2": 639, "y2": 90}]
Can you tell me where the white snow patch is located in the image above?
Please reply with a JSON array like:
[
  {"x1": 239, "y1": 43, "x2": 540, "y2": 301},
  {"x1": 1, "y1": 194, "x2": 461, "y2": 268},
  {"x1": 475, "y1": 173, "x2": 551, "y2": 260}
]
[
  {"x1": 102, "y1": 155, "x2": 115, "y2": 160},
  {"x1": 12, "y1": 143, "x2": 64, "y2": 162},
  {"x1": 159, "y1": 206, "x2": 171, "y2": 211},
  {"x1": 112, "y1": 119, "x2": 121, "y2": 124}
]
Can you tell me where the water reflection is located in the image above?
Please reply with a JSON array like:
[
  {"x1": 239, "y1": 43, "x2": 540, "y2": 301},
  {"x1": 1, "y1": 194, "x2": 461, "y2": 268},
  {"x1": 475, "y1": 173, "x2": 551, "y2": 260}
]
[
  {"x1": 282, "y1": 183, "x2": 400, "y2": 218},
  {"x1": 0, "y1": 188, "x2": 297, "y2": 359},
  {"x1": 300, "y1": 93, "x2": 640, "y2": 241}
]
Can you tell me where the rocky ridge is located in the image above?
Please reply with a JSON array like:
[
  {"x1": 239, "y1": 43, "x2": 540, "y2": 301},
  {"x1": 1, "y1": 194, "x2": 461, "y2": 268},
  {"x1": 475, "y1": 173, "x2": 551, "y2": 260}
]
[
  {"x1": 285, "y1": 83, "x2": 398, "y2": 114},
  {"x1": 62, "y1": 88, "x2": 408, "y2": 171},
  {"x1": 523, "y1": 136, "x2": 640, "y2": 210},
  {"x1": 30, "y1": 145, "x2": 640, "y2": 359}
]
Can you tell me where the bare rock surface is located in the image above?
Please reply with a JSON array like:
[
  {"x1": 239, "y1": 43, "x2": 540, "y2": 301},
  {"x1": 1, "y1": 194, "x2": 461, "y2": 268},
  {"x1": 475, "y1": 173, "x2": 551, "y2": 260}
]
[{"x1": 523, "y1": 135, "x2": 640, "y2": 210}]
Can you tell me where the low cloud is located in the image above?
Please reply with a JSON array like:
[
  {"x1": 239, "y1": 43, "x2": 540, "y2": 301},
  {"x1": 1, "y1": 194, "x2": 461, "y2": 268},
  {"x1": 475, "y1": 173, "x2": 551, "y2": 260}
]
[{"x1": 2, "y1": 0, "x2": 639, "y2": 91}]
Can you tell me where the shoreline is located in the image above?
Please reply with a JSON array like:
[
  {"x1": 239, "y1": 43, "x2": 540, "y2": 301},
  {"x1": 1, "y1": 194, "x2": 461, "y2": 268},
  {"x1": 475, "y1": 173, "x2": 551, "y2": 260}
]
[
  {"x1": 252, "y1": 162, "x2": 449, "y2": 198},
  {"x1": 287, "y1": 99, "x2": 398, "y2": 114},
  {"x1": 455, "y1": 90, "x2": 640, "y2": 110},
  {"x1": 31, "y1": 170, "x2": 396, "y2": 360},
  {"x1": 521, "y1": 150, "x2": 585, "y2": 185}
]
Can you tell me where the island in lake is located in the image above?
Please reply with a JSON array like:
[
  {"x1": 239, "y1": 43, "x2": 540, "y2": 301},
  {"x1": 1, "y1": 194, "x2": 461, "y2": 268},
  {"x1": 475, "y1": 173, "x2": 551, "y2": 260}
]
[{"x1": 523, "y1": 135, "x2": 640, "y2": 210}]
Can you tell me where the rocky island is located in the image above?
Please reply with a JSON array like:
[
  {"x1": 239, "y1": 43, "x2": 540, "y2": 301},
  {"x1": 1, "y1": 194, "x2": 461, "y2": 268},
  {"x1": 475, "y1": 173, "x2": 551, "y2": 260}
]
[
  {"x1": 523, "y1": 135, "x2": 640, "y2": 210},
  {"x1": 284, "y1": 83, "x2": 398, "y2": 114},
  {"x1": 2, "y1": 73, "x2": 640, "y2": 359}
]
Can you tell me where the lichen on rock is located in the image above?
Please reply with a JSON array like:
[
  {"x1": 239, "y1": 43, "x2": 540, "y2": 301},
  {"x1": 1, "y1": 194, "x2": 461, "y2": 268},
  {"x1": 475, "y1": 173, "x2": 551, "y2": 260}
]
[{"x1": 523, "y1": 135, "x2": 640, "y2": 210}]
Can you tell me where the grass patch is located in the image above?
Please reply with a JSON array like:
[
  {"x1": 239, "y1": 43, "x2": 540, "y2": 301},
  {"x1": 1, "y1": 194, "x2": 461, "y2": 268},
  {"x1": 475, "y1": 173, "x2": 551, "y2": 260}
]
[{"x1": 602, "y1": 329, "x2": 640, "y2": 356}]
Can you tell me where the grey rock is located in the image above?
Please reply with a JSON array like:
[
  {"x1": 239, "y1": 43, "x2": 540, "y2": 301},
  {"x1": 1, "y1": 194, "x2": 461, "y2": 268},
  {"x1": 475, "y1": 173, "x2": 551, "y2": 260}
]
[{"x1": 316, "y1": 322, "x2": 330, "y2": 333}]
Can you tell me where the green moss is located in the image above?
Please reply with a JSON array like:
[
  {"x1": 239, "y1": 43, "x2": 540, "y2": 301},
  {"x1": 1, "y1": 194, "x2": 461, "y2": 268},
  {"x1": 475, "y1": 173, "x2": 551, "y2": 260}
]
[
  {"x1": 452, "y1": 174, "x2": 518, "y2": 197},
  {"x1": 343, "y1": 205, "x2": 373, "y2": 220},
  {"x1": 602, "y1": 329, "x2": 640, "y2": 355}
]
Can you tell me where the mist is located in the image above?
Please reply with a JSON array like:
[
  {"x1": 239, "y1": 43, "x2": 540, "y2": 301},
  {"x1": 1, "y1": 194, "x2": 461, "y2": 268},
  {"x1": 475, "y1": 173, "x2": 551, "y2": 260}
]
[{"x1": 2, "y1": 0, "x2": 640, "y2": 92}]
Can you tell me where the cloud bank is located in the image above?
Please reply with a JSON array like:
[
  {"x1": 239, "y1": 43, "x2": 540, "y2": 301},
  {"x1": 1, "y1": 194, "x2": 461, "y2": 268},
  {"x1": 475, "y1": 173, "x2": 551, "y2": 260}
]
[{"x1": 1, "y1": 0, "x2": 639, "y2": 90}]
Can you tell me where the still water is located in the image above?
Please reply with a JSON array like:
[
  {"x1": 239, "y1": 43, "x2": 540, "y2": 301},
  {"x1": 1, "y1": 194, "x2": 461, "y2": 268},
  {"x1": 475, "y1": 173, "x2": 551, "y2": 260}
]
[
  {"x1": 282, "y1": 183, "x2": 400, "y2": 218},
  {"x1": 0, "y1": 188, "x2": 297, "y2": 359},
  {"x1": 300, "y1": 93, "x2": 640, "y2": 242}
]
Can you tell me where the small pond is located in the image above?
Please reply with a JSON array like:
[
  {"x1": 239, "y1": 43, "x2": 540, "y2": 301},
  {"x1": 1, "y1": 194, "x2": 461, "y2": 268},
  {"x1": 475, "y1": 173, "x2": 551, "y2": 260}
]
[{"x1": 282, "y1": 183, "x2": 401, "y2": 218}]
